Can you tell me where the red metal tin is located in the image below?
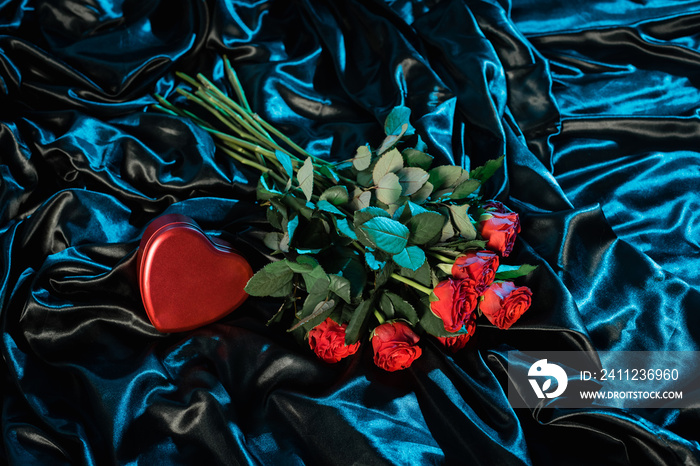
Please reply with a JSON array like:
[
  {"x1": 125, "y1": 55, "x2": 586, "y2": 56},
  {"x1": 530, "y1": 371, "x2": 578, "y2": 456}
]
[{"x1": 137, "y1": 214, "x2": 253, "y2": 333}]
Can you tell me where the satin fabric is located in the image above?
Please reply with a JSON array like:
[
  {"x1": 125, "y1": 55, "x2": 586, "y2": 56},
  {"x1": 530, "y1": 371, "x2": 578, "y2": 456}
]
[{"x1": 1, "y1": 0, "x2": 700, "y2": 464}]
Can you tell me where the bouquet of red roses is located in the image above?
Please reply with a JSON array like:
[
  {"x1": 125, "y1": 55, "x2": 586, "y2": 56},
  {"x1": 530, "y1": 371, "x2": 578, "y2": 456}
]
[{"x1": 154, "y1": 57, "x2": 536, "y2": 371}]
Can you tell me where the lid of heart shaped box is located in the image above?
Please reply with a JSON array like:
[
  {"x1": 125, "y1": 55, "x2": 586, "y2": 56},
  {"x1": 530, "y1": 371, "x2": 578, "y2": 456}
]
[{"x1": 137, "y1": 214, "x2": 253, "y2": 332}]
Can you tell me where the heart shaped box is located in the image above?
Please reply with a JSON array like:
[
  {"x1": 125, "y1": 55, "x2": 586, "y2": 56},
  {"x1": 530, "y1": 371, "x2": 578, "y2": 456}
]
[{"x1": 137, "y1": 214, "x2": 253, "y2": 333}]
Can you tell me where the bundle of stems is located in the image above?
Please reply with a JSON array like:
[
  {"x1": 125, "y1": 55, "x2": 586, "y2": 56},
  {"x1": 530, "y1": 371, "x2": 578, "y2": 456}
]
[{"x1": 153, "y1": 56, "x2": 340, "y2": 191}]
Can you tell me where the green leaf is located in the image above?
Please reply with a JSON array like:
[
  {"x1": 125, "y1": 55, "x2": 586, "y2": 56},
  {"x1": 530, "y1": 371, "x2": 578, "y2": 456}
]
[
  {"x1": 320, "y1": 165, "x2": 340, "y2": 184},
  {"x1": 286, "y1": 215, "x2": 299, "y2": 244},
  {"x1": 399, "y1": 260, "x2": 431, "y2": 287},
  {"x1": 417, "y1": 296, "x2": 468, "y2": 337},
  {"x1": 449, "y1": 205, "x2": 476, "y2": 240},
  {"x1": 397, "y1": 167, "x2": 429, "y2": 196},
  {"x1": 410, "y1": 181, "x2": 433, "y2": 204},
  {"x1": 406, "y1": 211, "x2": 445, "y2": 245},
  {"x1": 394, "y1": 201, "x2": 429, "y2": 222},
  {"x1": 263, "y1": 232, "x2": 284, "y2": 252},
  {"x1": 296, "y1": 254, "x2": 319, "y2": 268},
  {"x1": 385, "y1": 292, "x2": 419, "y2": 325},
  {"x1": 282, "y1": 194, "x2": 313, "y2": 220},
  {"x1": 320, "y1": 186, "x2": 349, "y2": 205},
  {"x1": 384, "y1": 105, "x2": 415, "y2": 136},
  {"x1": 329, "y1": 274, "x2": 352, "y2": 303},
  {"x1": 345, "y1": 298, "x2": 374, "y2": 345},
  {"x1": 494, "y1": 264, "x2": 538, "y2": 280},
  {"x1": 376, "y1": 133, "x2": 403, "y2": 156},
  {"x1": 288, "y1": 299, "x2": 336, "y2": 332},
  {"x1": 383, "y1": 199, "x2": 405, "y2": 218},
  {"x1": 274, "y1": 150, "x2": 294, "y2": 180},
  {"x1": 296, "y1": 292, "x2": 326, "y2": 319},
  {"x1": 450, "y1": 179, "x2": 481, "y2": 200},
  {"x1": 354, "y1": 206, "x2": 391, "y2": 225},
  {"x1": 356, "y1": 168, "x2": 374, "y2": 188},
  {"x1": 256, "y1": 175, "x2": 283, "y2": 201},
  {"x1": 373, "y1": 149, "x2": 403, "y2": 184},
  {"x1": 335, "y1": 217, "x2": 358, "y2": 240},
  {"x1": 470, "y1": 155, "x2": 505, "y2": 182},
  {"x1": 357, "y1": 217, "x2": 410, "y2": 254},
  {"x1": 317, "y1": 200, "x2": 344, "y2": 216},
  {"x1": 244, "y1": 260, "x2": 294, "y2": 297},
  {"x1": 266, "y1": 205, "x2": 284, "y2": 230},
  {"x1": 324, "y1": 247, "x2": 366, "y2": 299},
  {"x1": 436, "y1": 239, "x2": 487, "y2": 250},
  {"x1": 375, "y1": 172, "x2": 402, "y2": 205},
  {"x1": 403, "y1": 148, "x2": 433, "y2": 170},
  {"x1": 269, "y1": 198, "x2": 287, "y2": 217},
  {"x1": 350, "y1": 189, "x2": 371, "y2": 211},
  {"x1": 352, "y1": 144, "x2": 372, "y2": 171},
  {"x1": 286, "y1": 260, "x2": 312, "y2": 274},
  {"x1": 298, "y1": 157, "x2": 314, "y2": 202},
  {"x1": 428, "y1": 165, "x2": 466, "y2": 191},
  {"x1": 419, "y1": 309, "x2": 468, "y2": 337},
  {"x1": 278, "y1": 232, "x2": 290, "y2": 253},
  {"x1": 375, "y1": 261, "x2": 396, "y2": 289},
  {"x1": 392, "y1": 246, "x2": 426, "y2": 271},
  {"x1": 364, "y1": 250, "x2": 386, "y2": 271},
  {"x1": 378, "y1": 293, "x2": 396, "y2": 319},
  {"x1": 353, "y1": 207, "x2": 393, "y2": 258},
  {"x1": 340, "y1": 303, "x2": 355, "y2": 325},
  {"x1": 297, "y1": 256, "x2": 331, "y2": 295},
  {"x1": 440, "y1": 214, "x2": 455, "y2": 242}
]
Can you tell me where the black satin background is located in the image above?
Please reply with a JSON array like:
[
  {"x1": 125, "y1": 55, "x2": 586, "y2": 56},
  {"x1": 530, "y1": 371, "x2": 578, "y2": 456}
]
[{"x1": 2, "y1": 0, "x2": 700, "y2": 464}]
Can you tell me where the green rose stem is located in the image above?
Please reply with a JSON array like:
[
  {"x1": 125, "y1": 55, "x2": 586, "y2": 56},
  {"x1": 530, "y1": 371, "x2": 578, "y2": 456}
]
[
  {"x1": 223, "y1": 55, "x2": 252, "y2": 113},
  {"x1": 390, "y1": 273, "x2": 432, "y2": 296},
  {"x1": 374, "y1": 310, "x2": 385, "y2": 325},
  {"x1": 427, "y1": 251, "x2": 455, "y2": 264}
]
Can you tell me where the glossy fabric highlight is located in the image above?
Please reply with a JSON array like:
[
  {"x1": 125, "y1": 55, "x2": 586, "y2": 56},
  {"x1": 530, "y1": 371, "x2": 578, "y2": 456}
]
[{"x1": 2, "y1": 0, "x2": 700, "y2": 464}]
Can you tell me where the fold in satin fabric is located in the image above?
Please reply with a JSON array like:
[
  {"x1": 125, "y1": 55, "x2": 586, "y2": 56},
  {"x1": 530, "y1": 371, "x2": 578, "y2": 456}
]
[{"x1": 1, "y1": 0, "x2": 700, "y2": 464}]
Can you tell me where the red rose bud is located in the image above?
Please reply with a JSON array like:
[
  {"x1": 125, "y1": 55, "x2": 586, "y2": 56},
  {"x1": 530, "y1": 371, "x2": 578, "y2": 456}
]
[
  {"x1": 478, "y1": 211, "x2": 521, "y2": 257},
  {"x1": 436, "y1": 311, "x2": 477, "y2": 352},
  {"x1": 482, "y1": 200, "x2": 510, "y2": 214},
  {"x1": 479, "y1": 281, "x2": 532, "y2": 330},
  {"x1": 308, "y1": 318, "x2": 361, "y2": 363},
  {"x1": 451, "y1": 250, "x2": 499, "y2": 294},
  {"x1": 430, "y1": 278, "x2": 479, "y2": 333},
  {"x1": 371, "y1": 321, "x2": 422, "y2": 372}
]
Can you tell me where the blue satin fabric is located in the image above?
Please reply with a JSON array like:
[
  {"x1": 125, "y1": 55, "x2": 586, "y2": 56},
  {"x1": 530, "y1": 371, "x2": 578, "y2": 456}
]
[{"x1": 1, "y1": 0, "x2": 700, "y2": 464}]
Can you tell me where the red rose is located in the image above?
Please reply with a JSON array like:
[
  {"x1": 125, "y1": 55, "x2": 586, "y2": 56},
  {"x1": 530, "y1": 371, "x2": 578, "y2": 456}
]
[
  {"x1": 436, "y1": 311, "x2": 477, "y2": 352},
  {"x1": 430, "y1": 278, "x2": 479, "y2": 333},
  {"x1": 308, "y1": 318, "x2": 360, "y2": 363},
  {"x1": 478, "y1": 211, "x2": 520, "y2": 257},
  {"x1": 479, "y1": 281, "x2": 532, "y2": 329},
  {"x1": 371, "y1": 321, "x2": 422, "y2": 371},
  {"x1": 451, "y1": 250, "x2": 499, "y2": 294}
]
